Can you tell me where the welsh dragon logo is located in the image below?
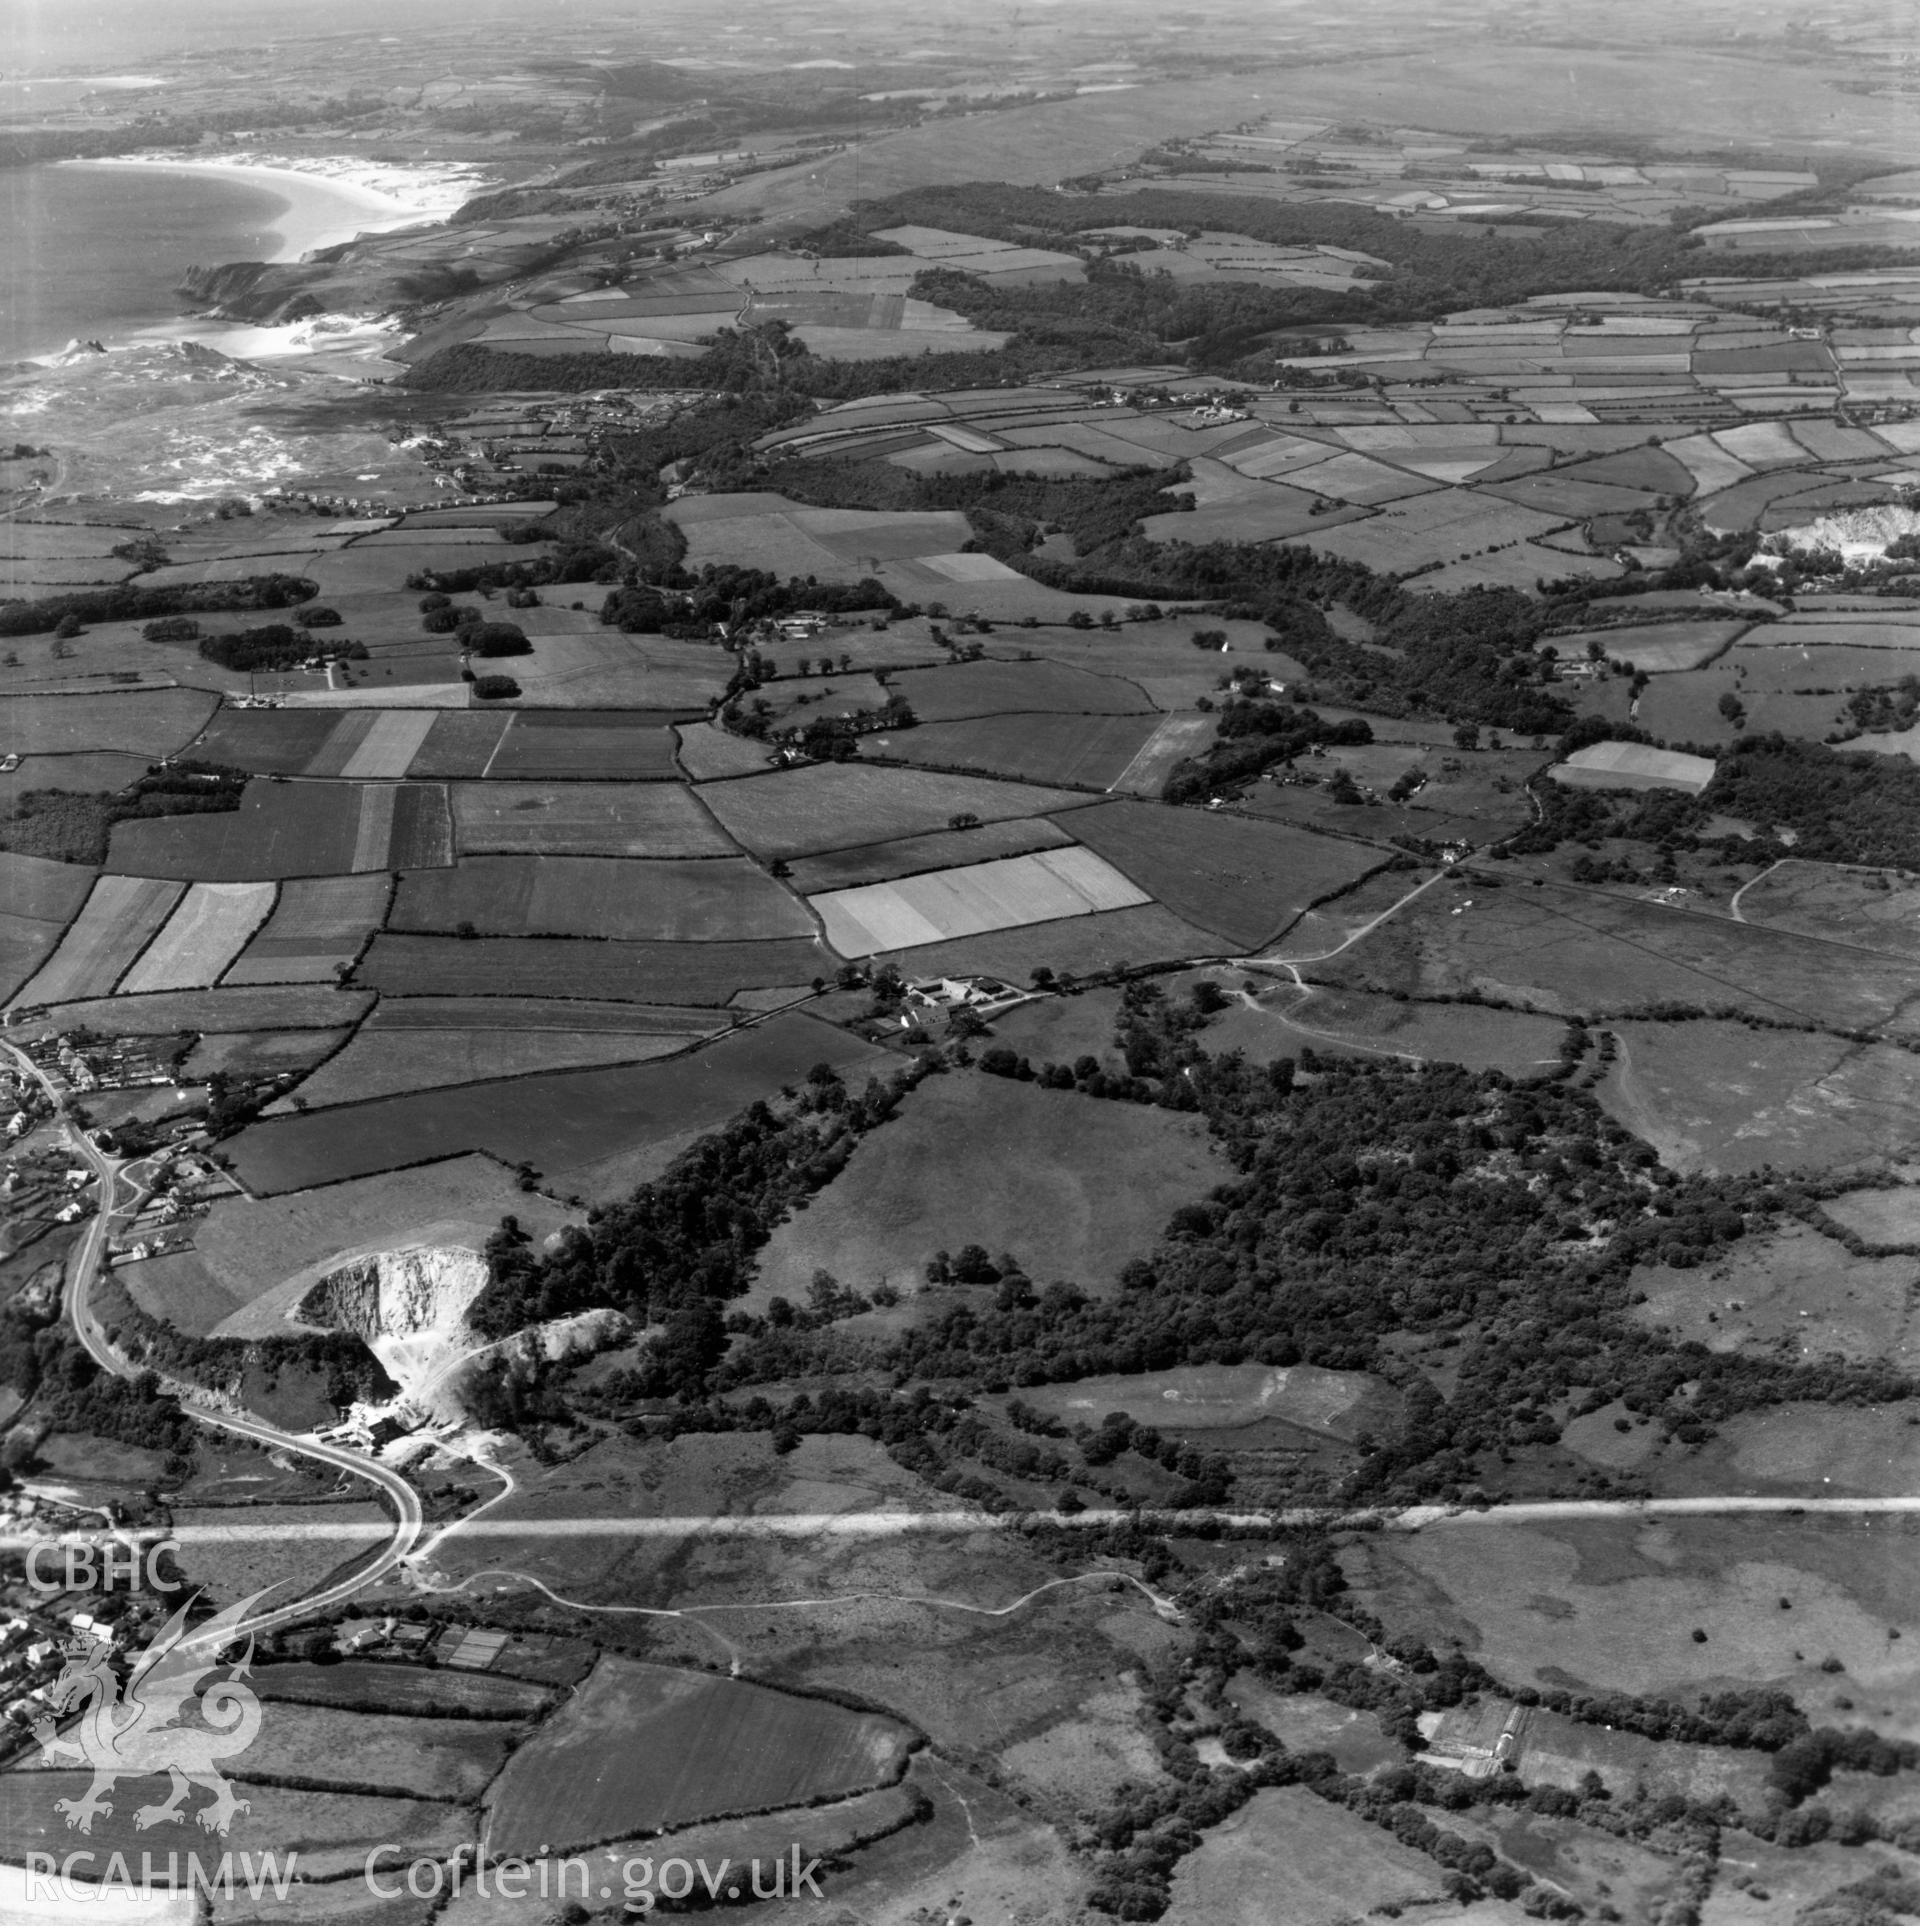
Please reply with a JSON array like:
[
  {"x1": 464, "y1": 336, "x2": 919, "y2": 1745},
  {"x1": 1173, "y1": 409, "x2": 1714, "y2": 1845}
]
[{"x1": 32, "y1": 1593, "x2": 269, "y2": 1836}]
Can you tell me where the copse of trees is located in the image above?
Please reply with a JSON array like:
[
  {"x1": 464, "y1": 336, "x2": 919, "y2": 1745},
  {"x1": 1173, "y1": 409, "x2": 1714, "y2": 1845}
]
[{"x1": 0, "y1": 574, "x2": 317, "y2": 638}]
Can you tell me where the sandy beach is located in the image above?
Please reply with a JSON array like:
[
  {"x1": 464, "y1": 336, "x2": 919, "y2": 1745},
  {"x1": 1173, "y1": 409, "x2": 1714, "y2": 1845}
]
[{"x1": 67, "y1": 153, "x2": 489, "y2": 263}]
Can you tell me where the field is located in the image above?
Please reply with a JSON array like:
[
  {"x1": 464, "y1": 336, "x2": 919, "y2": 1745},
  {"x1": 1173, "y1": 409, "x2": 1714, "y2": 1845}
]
[
  {"x1": 0, "y1": 851, "x2": 96, "y2": 1001},
  {"x1": 1023, "y1": 1362, "x2": 1391, "y2": 1441},
  {"x1": 16, "y1": 872, "x2": 183, "y2": 1006},
  {"x1": 117, "y1": 879, "x2": 274, "y2": 993},
  {"x1": 674, "y1": 719, "x2": 774, "y2": 780},
  {"x1": 509, "y1": 632, "x2": 730, "y2": 709},
  {"x1": 232, "y1": 1702, "x2": 514, "y2": 1800},
  {"x1": 1823, "y1": 1186, "x2": 1920, "y2": 1249},
  {"x1": 391, "y1": 855, "x2": 813, "y2": 941},
  {"x1": 1163, "y1": 1787, "x2": 1446, "y2": 1925},
  {"x1": 1733, "y1": 860, "x2": 1920, "y2": 958},
  {"x1": 109, "y1": 780, "x2": 453, "y2": 880},
  {"x1": 254, "y1": 1661, "x2": 552, "y2": 1717},
  {"x1": 1211, "y1": 981, "x2": 1567, "y2": 1072},
  {"x1": 486, "y1": 1655, "x2": 913, "y2": 1853},
  {"x1": 406, "y1": 709, "x2": 510, "y2": 777},
  {"x1": 0, "y1": 688, "x2": 218, "y2": 759},
  {"x1": 881, "y1": 711, "x2": 1162, "y2": 789},
  {"x1": 275, "y1": 1026, "x2": 694, "y2": 1109},
  {"x1": 1601, "y1": 1019, "x2": 1920, "y2": 1174},
  {"x1": 1322, "y1": 874, "x2": 1920, "y2": 1033},
  {"x1": 1064, "y1": 802, "x2": 1384, "y2": 950},
  {"x1": 228, "y1": 1012, "x2": 889, "y2": 1195},
  {"x1": 700, "y1": 763, "x2": 1096, "y2": 859},
  {"x1": 224, "y1": 871, "x2": 390, "y2": 983},
  {"x1": 22, "y1": 992, "x2": 368, "y2": 1060},
  {"x1": 788, "y1": 817, "x2": 1074, "y2": 893},
  {"x1": 485, "y1": 710, "x2": 685, "y2": 780},
  {"x1": 184, "y1": 1026, "x2": 354, "y2": 1081},
  {"x1": 1626, "y1": 1219, "x2": 1920, "y2": 1371},
  {"x1": 0, "y1": 1774, "x2": 468, "y2": 1880},
  {"x1": 1560, "y1": 620, "x2": 1747, "y2": 672},
  {"x1": 888, "y1": 901, "x2": 1227, "y2": 980},
  {"x1": 450, "y1": 781, "x2": 732, "y2": 856},
  {"x1": 811, "y1": 845, "x2": 1148, "y2": 955},
  {"x1": 1344, "y1": 1511, "x2": 1920, "y2": 1726},
  {"x1": 888, "y1": 657, "x2": 1154, "y2": 721},
  {"x1": 1551, "y1": 741, "x2": 1716, "y2": 792},
  {"x1": 188, "y1": 707, "x2": 439, "y2": 779},
  {"x1": 356, "y1": 932, "x2": 831, "y2": 1003},
  {"x1": 751, "y1": 1068, "x2": 1228, "y2": 1308}
]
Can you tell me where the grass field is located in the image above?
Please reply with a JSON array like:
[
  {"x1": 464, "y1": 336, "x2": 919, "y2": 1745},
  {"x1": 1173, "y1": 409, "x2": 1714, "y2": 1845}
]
[
  {"x1": 357, "y1": 933, "x2": 831, "y2": 1003},
  {"x1": 675, "y1": 720, "x2": 775, "y2": 780},
  {"x1": 1163, "y1": 1786, "x2": 1444, "y2": 1925},
  {"x1": 788, "y1": 817, "x2": 1074, "y2": 893},
  {"x1": 0, "y1": 688, "x2": 217, "y2": 759},
  {"x1": 117, "y1": 879, "x2": 274, "y2": 993},
  {"x1": 451, "y1": 781, "x2": 733, "y2": 856},
  {"x1": 184, "y1": 1026, "x2": 353, "y2": 1080},
  {"x1": 487, "y1": 1655, "x2": 912, "y2": 1853},
  {"x1": 1822, "y1": 1186, "x2": 1920, "y2": 1248},
  {"x1": 487, "y1": 710, "x2": 684, "y2": 780},
  {"x1": 1733, "y1": 860, "x2": 1920, "y2": 958},
  {"x1": 391, "y1": 854, "x2": 813, "y2": 941},
  {"x1": 228, "y1": 1011, "x2": 888, "y2": 1194},
  {"x1": 1322, "y1": 874, "x2": 1920, "y2": 1033},
  {"x1": 26, "y1": 983, "x2": 370, "y2": 1033},
  {"x1": 752, "y1": 1068, "x2": 1227, "y2": 1309},
  {"x1": 1064, "y1": 802, "x2": 1384, "y2": 950},
  {"x1": 406, "y1": 709, "x2": 510, "y2": 777},
  {"x1": 509, "y1": 633, "x2": 730, "y2": 709},
  {"x1": 254, "y1": 1661, "x2": 552, "y2": 1717},
  {"x1": 1211, "y1": 981, "x2": 1567, "y2": 1072},
  {"x1": 16, "y1": 873, "x2": 182, "y2": 1006},
  {"x1": 1551, "y1": 740, "x2": 1716, "y2": 792},
  {"x1": 276, "y1": 1026, "x2": 693, "y2": 1109},
  {"x1": 1558, "y1": 619, "x2": 1747, "y2": 673},
  {"x1": 234, "y1": 1702, "x2": 514, "y2": 1800},
  {"x1": 881, "y1": 711, "x2": 1162, "y2": 789},
  {"x1": 888, "y1": 900, "x2": 1226, "y2": 980},
  {"x1": 700, "y1": 763, "x2": 1096, "y2": 859},
  {"x1": 888, "y1": 657, "x2": 1154, "y2": 721},
  {"x1": 1626, "y1": 1218, "x2": 1920, "y2": 1371},
  {"x1": 224, "y1": 870, "x2": 390, "y2": 983},
  {"x1": 0, "y1": 851, "x2": 96, "y2": 1002},
  {"x1": 1601, "y1": 1018, "x2": 1920, "y2": 1174},
  {"x1": 813, "y1": 845, "x2": 1148, "y2": 955},
  {"x1": 109, "y1": 780, "x2": 453, "y2": 880}
]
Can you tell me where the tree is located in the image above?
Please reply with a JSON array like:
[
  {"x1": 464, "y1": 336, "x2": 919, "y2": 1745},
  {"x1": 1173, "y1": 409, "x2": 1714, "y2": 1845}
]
[{"x1": 53, "y1": 613, "x2": 81, "y2": 640}]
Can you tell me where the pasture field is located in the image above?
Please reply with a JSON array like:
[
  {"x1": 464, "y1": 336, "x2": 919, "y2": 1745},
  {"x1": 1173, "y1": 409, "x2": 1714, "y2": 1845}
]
[
  {"x1": 1438, "y1": 1807, "x2": 1682, "y2": 1921},
  {"x1": 186, "y1": 706, "x2": 340, "y2": 775},
  {"x1": 1224, "y1": 1682, "x2": 1404, "y2": 1779},
  {"x1": 700, "y1": 762, "x2": 1096, "y2": 859},
  {"x1": 487, "y1": 1656, "x2": 913, "y2": 1853},
  {"x1": 371, "y1": 996, "x2": 720, "y2": 1036},
  {"x1": 1603, "y1": 1018, "x2": 1920, "y2": 1174},
  {"x1": 122, "y1": 1248, "x2": 249, "y2": 1335},
  {"x1": 254, "y1": 1661, "x2": 553, "y2": 1718},
  {"x1": 274, "y1": 1026, "x2": 693, "y2": 1109},
  {"x1": 888, "y1": 657, "x2": 1153, "y2": 721},
  {"x1": 1516, "y1": 1707, "x2": 1774, "y2": 1808},
  {"x1": 224, "y1": 871, "x2": 390, "y2": 984},
  {"x1": 1558, "y1": 619, "x2": 1746, "y2": 672},
  {"x1": 16, "y1": 873, "x2": 182, "y2": 1006},
  {"x1": 812, "y1": 846, "x2": 1148, "y2": 955},
  {"x1": 1213, "y1": 981, "x2": 1567, "y2": 1072},
  {"x1": 788, "y1": 817, "x2": 1074, "y2": 893},
  {"x1": 1026, "y1": 1362, "x2": 1389, "y2": 1439},
  {"x1": 232, "y1": 1703, "x2": 513, "y2": 1800},
  {"x1": 1064, "y1": 802, "x2": 1384, "y2": 950},
  {"x1": 27, "y1": 983, "x2": 370, "y2": 1033},
  {"x1": 1321, "y1": 875, "x2": 1920, "y2": 1033},
  {"x1": 228, "y1": 1012, "x2": 889, "y2": 1194},
  {"x1": 109, "y1": 780, "x2": 452, "y2": 880},
  {"x1": 1822, "y1": 1186, "x2": 1920, "y2": 1248},
  {"x1": 889, "y1": 901, "x2": 1226, "y2": 980},
  {"x1": 880, "y1": 710, "x2": 1161, "y2": 788},
  {"x1": 0, "y1": 750, "x2": 148, "y2": 813},
  {"x1": 1280, "y1": 487, "x2": 1564, "y2": 573},
  {"x1": 406, "y1": 709, "x2": 510, "y2": 777},
  {"x1": 752, "y1": 1069, "x2": 1227, "y2": 1309},
  {"x1": 357, "y1": 932, "x2": 831, "y2": 1003},
  {"x1": 392, "y1": 854, "x2": 812, "y2": 941},
  {"x1": 510, "y1": 632, "x2": 730, "y2": 709},
  {"x1": 184, "y1": 1027, "x2": 354, "y2": 1080},
  {"x1": 1345, "y1": 1511, "x2": 1920, "y2": 1724},
  {"x1": 117, "y1": 880, "x2": 274, "y2": 993},
  {"x1": 0, "y1": 1775, "x2": 468, "y2": 1880},
  {"x1": 0, "y1": 688, "x2": 217, "y2": 759},
  {"x1": 674, "y1": 720, "x2": 773, "y2": 780},
  {"x1": 486, "y1": 710, "x2": 684, "y2": 780},
  {"x1": 0, "y1": 852, "x2": 96, "y2": 1002},
  {"x1": 1626, "y1": 1218, "x2": 1920, "y2": 1370},
  {"x1": 450, "y1": 781, "x2": 732, "y2": 856},
  {"x1": 1733, "y1": 860, "x2": 1920, "y2": 958},
  {"x1": 1162, "y1": 1787, "x2": 1443, "y2": 1926}
]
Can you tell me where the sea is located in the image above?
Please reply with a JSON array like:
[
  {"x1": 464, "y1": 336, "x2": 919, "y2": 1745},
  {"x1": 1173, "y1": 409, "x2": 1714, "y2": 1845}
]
[{"x1": 0, "y1": 161, "x2": 293, "y2": 364}]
